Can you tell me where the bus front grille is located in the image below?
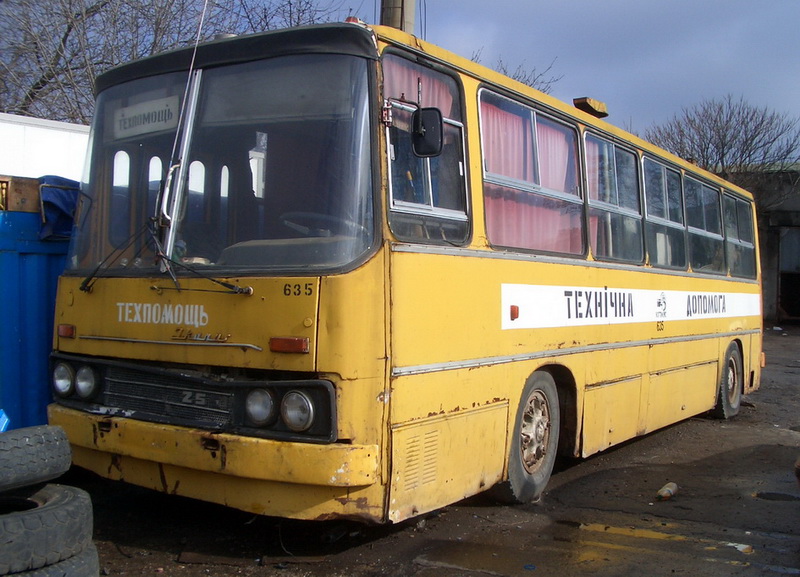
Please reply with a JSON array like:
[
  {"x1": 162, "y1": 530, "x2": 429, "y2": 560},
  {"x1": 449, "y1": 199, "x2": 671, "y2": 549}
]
[{"x1": 102, "y1": 366, "x2": 233, "y2": 428}]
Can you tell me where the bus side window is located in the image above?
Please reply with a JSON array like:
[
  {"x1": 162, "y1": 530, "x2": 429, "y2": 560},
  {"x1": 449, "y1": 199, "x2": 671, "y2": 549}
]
[
  {"x1": 480, "y1": 91, "x2": 583, "y2": 255},
  {"x1": 383, "y1": 54, "x2": 469, "y2": 245},
  {"x1": 686, "y1": 177, "x2": 725, "y2": 273},
  {"x1": 723, "y1": 193, "x2": 757, "y2": 278},
  {"x1": 644, "y1": 157, "x2": 686, "y2": 269},
  {"x1": 586, "y1": 134, "x2": 643, "y2": 263}
]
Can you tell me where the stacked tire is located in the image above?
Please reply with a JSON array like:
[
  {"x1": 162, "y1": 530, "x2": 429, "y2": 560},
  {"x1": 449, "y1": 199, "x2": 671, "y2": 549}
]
[{"x1": 0, "y1": 425, "x2": 98, "y2": 577}]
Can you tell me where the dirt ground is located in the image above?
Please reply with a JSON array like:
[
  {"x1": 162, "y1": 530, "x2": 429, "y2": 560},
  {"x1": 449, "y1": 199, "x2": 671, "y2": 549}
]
[{"x1": 61, "y1": 327, "x2": 800, "y2": 576}]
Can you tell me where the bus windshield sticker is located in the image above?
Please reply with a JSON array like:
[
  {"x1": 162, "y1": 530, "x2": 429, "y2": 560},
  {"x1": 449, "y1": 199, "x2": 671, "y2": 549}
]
[{"x1": 114, "y1": 96, "x2": 180, "y2": 140}]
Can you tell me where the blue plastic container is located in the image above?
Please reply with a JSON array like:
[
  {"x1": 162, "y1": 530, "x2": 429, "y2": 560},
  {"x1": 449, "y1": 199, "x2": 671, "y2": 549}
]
[{"x1": 0, "y1": 176, "x2": 77, "y2": 430}]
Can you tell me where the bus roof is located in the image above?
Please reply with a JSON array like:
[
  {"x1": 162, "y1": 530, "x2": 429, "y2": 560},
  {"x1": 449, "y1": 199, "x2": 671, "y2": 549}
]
[
  {"x1": 95, "y1": 23, "x2": 379, "y2": 95},
  {"x1": 94, "y1": 20, "x2": 753, "y2": 200}
]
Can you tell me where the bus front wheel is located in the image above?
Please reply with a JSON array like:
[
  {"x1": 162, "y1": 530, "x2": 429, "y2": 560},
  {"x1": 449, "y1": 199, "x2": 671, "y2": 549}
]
[
  {"x1": 492, "y1": 371, "x2": 560, "y2": 504},
  {"x1": 711, "y1": 342, "x2": 742, "y2": 419}
]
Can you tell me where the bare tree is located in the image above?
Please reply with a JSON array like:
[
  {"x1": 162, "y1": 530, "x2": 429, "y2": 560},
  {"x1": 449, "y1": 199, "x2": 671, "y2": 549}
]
[
  {"x1": 0, "y1": 0, "x2": 350, "y2": 124},
  {"x1": 234, "y1": 0, "x2": 349, "y2": 32},
  {"x1": 471, "y1": 48, "x2": 561, "y2": 94},
  {"x1": 645, "y1": 95, "x2": 800, "y2": 211}
]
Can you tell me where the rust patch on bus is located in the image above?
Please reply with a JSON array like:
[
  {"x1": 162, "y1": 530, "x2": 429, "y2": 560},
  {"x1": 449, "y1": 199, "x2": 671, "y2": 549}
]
[
  {"x1": 158, "y1": 463, "x2": 169, "y2": 493},
  {"x1": 108, "y1": 454, "x2": 123, "y2": 476}
]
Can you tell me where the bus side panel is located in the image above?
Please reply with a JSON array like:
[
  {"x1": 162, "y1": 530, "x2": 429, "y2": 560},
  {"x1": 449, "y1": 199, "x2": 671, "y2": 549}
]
[
  {"x1": 744, "y1": 331, "x2": 763, "y2": 393},
  {"x1": 317, "y1": 254, "x2": 389, "y2": 445},
  {"x1": 388, "y1": 402, "x2": 507, "y2": 522},
  {"x1": 644, "y1": 338, "x2": 720, "y2": 432},
  {"x1": 646, "y1": 361, "x2": 717, "y2": 432},
  {"x1": 582, "y1": 376, "x2": 642, "y2": 456}
]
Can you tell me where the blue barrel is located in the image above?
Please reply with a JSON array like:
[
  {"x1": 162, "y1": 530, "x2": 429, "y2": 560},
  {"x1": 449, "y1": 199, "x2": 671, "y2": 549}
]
[{"x1": 0, "y1": 175, "x2": 77, "y2": 430}]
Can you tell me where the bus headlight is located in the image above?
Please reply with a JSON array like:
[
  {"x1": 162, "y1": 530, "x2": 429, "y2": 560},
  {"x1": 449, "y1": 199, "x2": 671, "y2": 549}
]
[
  {"x1": 75, "y1": 366, "x2": 99, "y2": 399},
  {"x1": 245, "y1": 389, "x2": 276, "y2": 426},
  {"x1": 281, "y1": 390, "x2": 315, "y2": 432},
  {"x1": 52, "y1": 363, "x2": 75, "y2": 397}
]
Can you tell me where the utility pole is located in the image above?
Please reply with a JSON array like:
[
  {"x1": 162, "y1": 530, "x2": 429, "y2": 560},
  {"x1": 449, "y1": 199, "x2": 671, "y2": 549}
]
[{"x1": 380, "y1": 0, "x2": 416, "y2": 33}]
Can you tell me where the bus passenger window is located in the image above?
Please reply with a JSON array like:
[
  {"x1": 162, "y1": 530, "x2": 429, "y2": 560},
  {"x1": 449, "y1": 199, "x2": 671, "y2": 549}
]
[
  {"x1": 383, "y1": 54, "x2": 469, "y2": 245},
  {"x1": 723, "y1": 194, "x2": 756, "y2": 278},
  {"x1": 479, "y1": 90, "x2": 583, "y2": 255},
  {"x1": 685, "y1": 177, "x2": 724, "y2": 273},
  {"x1": 389, "y1": 111, "x2": 426, "y2": 205},
  {"x1": 586, "y1": 134, "x2": 643, "y2": 263},
  {"x1": 644, "y1": 157, "x2": 686, "y2": 269},
  {"x1": 430, "y1": 123, "x2": 467, "y2": 213}
]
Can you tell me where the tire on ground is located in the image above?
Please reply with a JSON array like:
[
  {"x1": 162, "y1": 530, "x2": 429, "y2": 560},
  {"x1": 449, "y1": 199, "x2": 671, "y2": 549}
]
[
  {"x1": 0, "y1": 484, "x2": 94, "y2": 575},
  {"x1": 10, "y1": 542, "x2": 99, "y2": 577},
  {"x1": 711, "y1": 341, "x2": 743, "y2": 419},
  {"x1": 490, "y1": 370, "x2": 560, "y2": 504},
  {"x1": 0, "y1": 426, "x2": 72, "y2": 492}
]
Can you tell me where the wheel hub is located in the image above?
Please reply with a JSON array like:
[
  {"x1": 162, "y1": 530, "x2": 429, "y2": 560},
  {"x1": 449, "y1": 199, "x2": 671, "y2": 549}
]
[{"x1": 520, "y1": 390, "x2": 551, "y2": 474}]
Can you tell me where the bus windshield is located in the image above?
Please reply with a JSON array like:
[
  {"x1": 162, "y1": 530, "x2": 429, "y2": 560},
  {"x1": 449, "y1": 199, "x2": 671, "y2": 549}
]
[{"x1": 70, "y1": 53, "x2": 374, "y2": 275}]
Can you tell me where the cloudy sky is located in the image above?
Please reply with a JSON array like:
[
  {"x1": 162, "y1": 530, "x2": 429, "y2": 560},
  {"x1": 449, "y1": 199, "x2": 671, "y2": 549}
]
[{"x1": 381, "y1": 0, "x2": 800, "y2": 134}]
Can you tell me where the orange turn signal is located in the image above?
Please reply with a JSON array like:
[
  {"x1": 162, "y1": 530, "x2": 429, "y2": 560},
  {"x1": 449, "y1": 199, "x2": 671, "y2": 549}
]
[
  {"x1": 57, "y1": 324, "x2": 76, "y2": 338},
  {"x1": 269, "y1": 337, "x2": 310, "y2": 354}
]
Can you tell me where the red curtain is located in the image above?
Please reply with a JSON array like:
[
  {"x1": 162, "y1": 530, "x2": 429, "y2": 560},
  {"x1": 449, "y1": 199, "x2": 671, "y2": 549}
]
[
  {"x1": 383, "y1": 56, "x2": 457, "y2": 119},
  {"x1": 537, "y1": 117, "x2": 577, "y2": 195},
  {"x1": 480, "y1": 100, "x2": 534, "y2": 182},
  {"x1": 481, "y1": 100, "x2": 582, "y2": 254}
]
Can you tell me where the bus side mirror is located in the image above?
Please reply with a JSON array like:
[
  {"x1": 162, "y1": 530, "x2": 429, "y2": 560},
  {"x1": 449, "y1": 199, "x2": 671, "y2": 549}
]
[{"x1": 412, "y1": 107, "x2": 443, "y2": 157}]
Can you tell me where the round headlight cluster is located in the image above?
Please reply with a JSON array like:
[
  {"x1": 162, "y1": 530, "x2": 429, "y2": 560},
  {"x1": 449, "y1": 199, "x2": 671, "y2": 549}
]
[
  {"x1": 281, "y1": 391, "x2": 314, "y2": 432},
  {"x1": 52, "y1": 363, "x2": 75, "y2": 397},
  {"x1": 245, "y1": 389, "x2": 276, "y2": 426},
  {"x1": 75, "y1": 366, "x2": 99, "y2": 399},
  {"x1": 246, "y1": 389, "x2": 316, "y2": 432},
  {"x1": 52, "y1": 362, "x2": 100, "y2": 400}
]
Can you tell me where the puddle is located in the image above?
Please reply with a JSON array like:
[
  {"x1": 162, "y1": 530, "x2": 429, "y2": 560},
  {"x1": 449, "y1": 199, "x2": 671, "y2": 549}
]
[{"x1": 415, "y1": 540, "x2": 538, "y2": 576}]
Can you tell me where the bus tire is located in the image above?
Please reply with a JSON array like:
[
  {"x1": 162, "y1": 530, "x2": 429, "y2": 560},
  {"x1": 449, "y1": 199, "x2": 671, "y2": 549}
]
[
  {"x1": 491, "y1": 371, "x2": 560, "y2": 504},
  {"x1": 10, "y1": 543, "x2": 99, "y2": 577},
  {"x1": 0, "y1": 484, "x2": 93, "y2": 575},
  {"x1": 711, "y1": 342, "x2": 742, "y2": 419},
  {"x1": 0, "y1": 426, "x2": 72, "y2": 493}
]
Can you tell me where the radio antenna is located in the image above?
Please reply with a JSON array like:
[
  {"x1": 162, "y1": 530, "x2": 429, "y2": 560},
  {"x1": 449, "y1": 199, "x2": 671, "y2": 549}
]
[{"x1": 155, "y1": 0, "x2": 210, "y2": 271}]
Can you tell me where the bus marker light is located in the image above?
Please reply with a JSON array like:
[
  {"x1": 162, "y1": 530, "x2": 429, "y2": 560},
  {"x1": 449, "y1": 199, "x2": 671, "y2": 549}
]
[
  {"x1": 58, "y1": 324, "x2": 76, "y2": 338},
  {"x1": 270, "y1": 337, "x2": 310, "y2": 354},
  {"x1": 510, "y1": 305, "x2": 520, "y2": 321}
]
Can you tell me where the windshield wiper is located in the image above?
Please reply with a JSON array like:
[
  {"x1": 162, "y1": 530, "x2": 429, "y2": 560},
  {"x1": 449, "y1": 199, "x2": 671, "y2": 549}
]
[
  {"x1": 149, "y1": 254, "x2": 254, "y2": 296},
  {"x1": 80, "y1": 221, "x2": 251, "y2": 295},
  {"x1": 79, "y1": 222, "x2": 153, "y2": 293}
]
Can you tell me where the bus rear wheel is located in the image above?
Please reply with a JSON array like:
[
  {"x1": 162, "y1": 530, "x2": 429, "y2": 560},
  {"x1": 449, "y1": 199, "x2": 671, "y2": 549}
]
[
  {"x1": 711, "y1": 342, "x2": 742, "y2": 419},
  {"x1": 491, "y1": 371, "x2": 560, "y2": 504}
]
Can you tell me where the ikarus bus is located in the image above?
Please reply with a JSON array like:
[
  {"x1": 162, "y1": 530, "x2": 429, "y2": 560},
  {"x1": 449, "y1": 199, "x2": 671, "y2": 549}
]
[{"x1": 49, "y1": 21, "x2": 763, "y2": 523}]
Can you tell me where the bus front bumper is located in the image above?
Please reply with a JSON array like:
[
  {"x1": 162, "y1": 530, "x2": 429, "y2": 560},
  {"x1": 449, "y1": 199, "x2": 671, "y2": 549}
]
[{"x1": 48, "y1": 404, "x2": 379, "y2": 487}]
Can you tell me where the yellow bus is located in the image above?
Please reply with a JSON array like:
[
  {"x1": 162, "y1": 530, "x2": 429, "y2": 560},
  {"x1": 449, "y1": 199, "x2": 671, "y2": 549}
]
[{"x1": 48, "y1": 21, "x2": 762, "y2": 523}]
